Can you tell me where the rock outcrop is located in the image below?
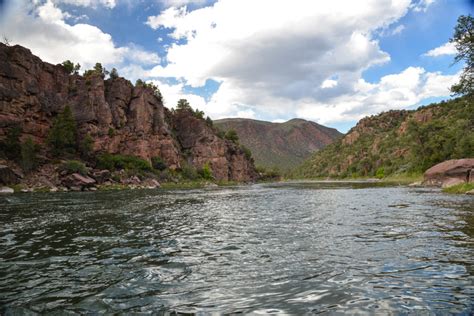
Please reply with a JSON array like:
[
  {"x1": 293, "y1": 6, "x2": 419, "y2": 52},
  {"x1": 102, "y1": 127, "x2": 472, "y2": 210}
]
[
  {"x1": 0, "y1": 43, "x2": 257, "y2": 183},
  {"x1": 423, "y1": 159, "x2": 474, "y2": 187}
]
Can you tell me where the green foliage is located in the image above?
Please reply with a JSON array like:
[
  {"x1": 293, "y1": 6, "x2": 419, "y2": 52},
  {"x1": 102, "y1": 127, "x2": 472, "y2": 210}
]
[
  {"x1": 60, "y1": 160, "x2": 88, "y2": 175},
  {"x1": 180, "y1": 162, "x2": 199, "y2": 180},
  {"x1": 108, "y1": 127, "x2": 116, "y2": 137},
  {"x1": 450, "y1": 15, "x2": 473, "y2": 96},
  {"x1": 375, "y1": 167, "x2": 385, "y2": 179},
  {"x1": 241, "y1": 145, "x2": 252, "y2": 160},
  {"x1": 443, "y1": 183, "x2": 474, "y2": 194},
  {"x1": 198, "y1": 162, "x2": 213, "y2": 180},
  {"x1": 110, "y1": 68, "x2": 119, "y2": 80},
  {"x1": 62, "y1": 60, "x2": 81, "y2": 75},
  {"x1": 194, "y1": 108, "x2": 205, "y2": 119},
  {"x1": 225, "y1": 129, "x2": 239, "y2": 142},
  {"x1": 151, "y1": 156, "x2": 167, "y2": 171},
  {"x1": 176, "y1": 99, "x2": 192, "y2": 111},
  {"x1": 135, "y1": 79, "x2": 163, "y2": 101},
  {"x1": 257, "y1": 166, "x2": 282, "y2": 181},
  {"x1": 206, "y1": 116, "x2": 213, "y2": 127},
  {"x1": 97, "y1": 153, "x2": 152, "y2": 172},
  {"x1": 79, "y1": 134, "x2": 94, "y2": 159},
  {"x1": 84, "y1": 62, "x2": 108, "y2": 78},
  {"x1": 1, "y1": 125, "x2": 22, "y2": 160},
  {"x1": 62, "y1": 60, "x2": 75, "y2": 74},
  {"x1": 20, "y1": 137, "x2": 39, "y2": 172},
  {"x1": 293, "y1": 96, "x2": 474, "y2": 179},
  {"x1": 47, "y1": 105, "x2": 77, "y2": 157}
]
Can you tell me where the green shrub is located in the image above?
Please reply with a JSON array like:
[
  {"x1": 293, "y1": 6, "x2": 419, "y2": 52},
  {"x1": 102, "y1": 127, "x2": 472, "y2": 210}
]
[
  {"x1": 79, "y1": 134, "x2": 94, "y2": 159},
  {"x1": 206, "y1": 116, "x2": 213, "y2": 127},
  {"x1": 198, "y1": 162, "x2": 213, "y2": 180},
  {"x1": 108, "y1": 127, "x2": 116, "y2": 137},
  {"x1": 180, "y1": 162, "x2": 199, "y2": 180},
  {"x1": 375, "y1": 167, "x2": 385, "y2": 179},
  {"x1": 151, "y1": 156, "x2": 167, "y2": 171},
  {"x1": 60, "y1": 160, "x2": 87, "y2": 175},
  {"x1": 1, "y1": 125, "x2": 22, "y2": 160},
  {"x1": 20, "y1": 137, "x2": 40, "y2": 172},
  {"x1": 97, "y1": 153, "x2": 152, "y2": 172},
  {"x1": 47, "y1": 105, "x2": 77, "y2": 157},
  {"x1": 241, "y1": 145, "x2": 252, "y2": 160},
  {"x1": 225, "y1": 129, "x2": 239, "y2": 143}
]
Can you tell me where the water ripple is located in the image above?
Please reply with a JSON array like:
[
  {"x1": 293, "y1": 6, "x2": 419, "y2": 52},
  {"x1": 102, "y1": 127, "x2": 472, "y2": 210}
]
[{"x1": 0, "y1": 182, "x2": 473, "y2": 314}]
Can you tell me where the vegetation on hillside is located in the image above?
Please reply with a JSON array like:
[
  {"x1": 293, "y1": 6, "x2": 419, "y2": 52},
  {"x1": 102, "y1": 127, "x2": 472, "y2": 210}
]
[{"x1": 292, "y1": 96, "x2": 473, "y2": 179}]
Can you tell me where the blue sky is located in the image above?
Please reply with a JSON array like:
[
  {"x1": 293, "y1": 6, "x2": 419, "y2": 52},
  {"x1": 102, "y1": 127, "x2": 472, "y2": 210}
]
[{"x1": 0, "y1": 0, "x2": 472, "y2": 132}]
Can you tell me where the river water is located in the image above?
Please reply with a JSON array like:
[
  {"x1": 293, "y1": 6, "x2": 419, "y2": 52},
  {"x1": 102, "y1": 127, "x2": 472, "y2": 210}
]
[{"x1": 0, "y1": 182, "x2": 473, "y2": 314}]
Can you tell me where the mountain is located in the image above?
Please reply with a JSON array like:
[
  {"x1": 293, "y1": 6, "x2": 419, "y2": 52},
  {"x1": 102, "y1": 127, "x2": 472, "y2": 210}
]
[
  {"x1": 214, "y1": 118, "x2": 342, "y2": 171},
  {"x1": 293, "y1": 96, "x2": 474, "y2": 178},
  {"x1": 0, "y1": 43, "x2": 257, "y2": 187}
]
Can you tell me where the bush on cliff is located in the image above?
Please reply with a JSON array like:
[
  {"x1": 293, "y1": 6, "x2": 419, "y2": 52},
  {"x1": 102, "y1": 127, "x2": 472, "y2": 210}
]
[
  {"x1": 151, "y1": 156, "x2": 167, "y2": 171},
  {"x1": 225, "y1": 129, "x2": 239, "y2": 143},
  {"x1": 198, "y1": 162, "x2": 214, "y2": 180},
  {"x1": 60, "y1": 160, "x2": 88, "y2": 175},
  {"x1": 97, "y1": 153, "x2": 152, "y2": 172},
  {"x1": 20, "y1": 137, "x2": 40, "y2": 173},
  {"x1": 1, "y1": 125, "x2": 22, "y2": 160},
  {"x1": 47, "y1": 105, "x2": 77, "y2": 157}
]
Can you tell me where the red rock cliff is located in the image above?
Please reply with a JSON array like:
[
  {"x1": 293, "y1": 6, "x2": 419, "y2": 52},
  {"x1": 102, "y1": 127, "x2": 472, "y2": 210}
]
[{"x1": 0, "y1": 43, "x2": 257, "y2": 182}]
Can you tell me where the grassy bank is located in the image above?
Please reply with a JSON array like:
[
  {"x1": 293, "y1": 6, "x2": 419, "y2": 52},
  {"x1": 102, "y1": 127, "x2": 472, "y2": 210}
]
[{"x1": 442, "y1": 183, "x2": 474, "y2": 194}]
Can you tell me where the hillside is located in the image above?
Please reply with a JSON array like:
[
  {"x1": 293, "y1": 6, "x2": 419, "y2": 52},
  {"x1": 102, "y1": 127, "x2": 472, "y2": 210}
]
[
  {"x1": 293, "y1": 96, "x2": 474, "y2": 178},
  {"x1": 215, "y1": 118, "x2": 342, "y2": 171},
  {"x1": 0, "y1": 43, "x2": 257, "y2": 190}
]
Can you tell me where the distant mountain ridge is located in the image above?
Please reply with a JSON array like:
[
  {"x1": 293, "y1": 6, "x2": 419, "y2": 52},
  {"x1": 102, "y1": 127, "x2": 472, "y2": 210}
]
[{"x1": 215, "y1": 118, "x2": 342, "y2": 171}]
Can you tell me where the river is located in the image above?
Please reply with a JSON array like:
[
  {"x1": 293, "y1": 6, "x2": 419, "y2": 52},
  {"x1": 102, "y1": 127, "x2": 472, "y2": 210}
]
[{"x1": 0, "y1": 182, "x2": 473, "y2": 314}]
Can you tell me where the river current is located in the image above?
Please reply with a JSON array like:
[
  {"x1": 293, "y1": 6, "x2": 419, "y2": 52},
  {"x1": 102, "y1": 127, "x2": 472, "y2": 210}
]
[{"x1": 0, "y1": 182, "x2": 473, "y2": 314}]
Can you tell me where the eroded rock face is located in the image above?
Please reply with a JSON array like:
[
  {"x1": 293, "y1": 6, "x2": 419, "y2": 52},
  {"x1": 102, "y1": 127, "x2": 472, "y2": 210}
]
[
  {"x1": 423, "y1": 159, "x2": 474, "y2": 187},
  {"x1": 172, "y1": 110, "x2": 257, "y2": 181},
  {"x1": 0, "y1": 43, "x2": 257, "y2": 182}
]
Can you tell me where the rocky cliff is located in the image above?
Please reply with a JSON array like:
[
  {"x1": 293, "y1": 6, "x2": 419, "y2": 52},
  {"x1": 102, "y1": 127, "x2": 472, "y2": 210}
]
[
  {"x1": 0, "y1": 43, "x2": 257, "y2": 184},
  {"x1": 215, "y1": 118, "x2": 341, "y2": 171}
]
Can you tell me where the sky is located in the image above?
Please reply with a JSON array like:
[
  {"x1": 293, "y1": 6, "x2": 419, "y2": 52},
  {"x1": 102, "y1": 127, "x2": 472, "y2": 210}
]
[{"x1": 0, "y1": 0, "x2": 472, "y2": 132}]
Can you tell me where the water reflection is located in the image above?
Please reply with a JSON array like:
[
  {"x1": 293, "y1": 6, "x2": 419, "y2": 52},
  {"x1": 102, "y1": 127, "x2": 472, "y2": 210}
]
[{"x1": 0, "y1": 183, "x2": 473, "y2": 314}]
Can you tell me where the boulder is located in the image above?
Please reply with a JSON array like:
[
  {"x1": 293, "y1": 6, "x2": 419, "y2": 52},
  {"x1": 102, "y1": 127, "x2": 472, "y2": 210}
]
[
  {"x1": 92, "y1": 169, "x2": 111, "y2": 184},
  {"x1": 466, "y1": 189, "x2": 474, "y2": 195},
  {"x1": 0, "y1": 186, "x2": 14, "y2": 194},
  {"x1": 423, "y1": 159, "x2": 474, "y2": 187},
  {"x1": 142, "y1": 178, "x2": 160, "y2": 189},
  {"x1": 0, "y1": 165, "x2": 20, "y2": 185},
  {"x1": 62, "y1": 173, "x2": 96, "y2": 189}
]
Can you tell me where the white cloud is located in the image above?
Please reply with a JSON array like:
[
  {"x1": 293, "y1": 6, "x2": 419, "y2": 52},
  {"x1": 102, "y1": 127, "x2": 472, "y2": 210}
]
[
  {"x1": 0, "y1": 0, "x2": 158, "y2": 73},
  {"x1": 52, "y1": 0, "x2": 117, "y2": 9},
  {"x1": 411, "y1": 0, "x2": 436, "y2": 12},
  {"x1": 424, "y1": 41, "x2": 457, "y2": 57},
  {"x1": 296, "y1": 67, "x2": 459, "y2": 124},
  {"x1": 159, "y1": 0, "x2": 210, "y2": 9},
  {"x1": 143, "y1": 0, "x2": 457, "y2": 126},
  {"x1": 321, "y1": 79, "x2": 338, "y2": 89}
]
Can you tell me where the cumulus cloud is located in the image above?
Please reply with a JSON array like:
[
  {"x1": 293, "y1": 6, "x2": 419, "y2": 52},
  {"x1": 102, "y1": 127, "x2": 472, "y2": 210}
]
[
  {"x1": 296, "y1": 67, "x2": 459, "y2": 124},
  {"x1": 424, "y1": 41, "x2": 457, "y2": 57},
  {"x1": 0, "y1": 0, "x2": 158, "y2": 72},
  {"x1": 142, "y1": 0, "x2": 457, "y2": 126},
  {"x1": 159, "y1": 0, "x2": 210, "y2": 8}
]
